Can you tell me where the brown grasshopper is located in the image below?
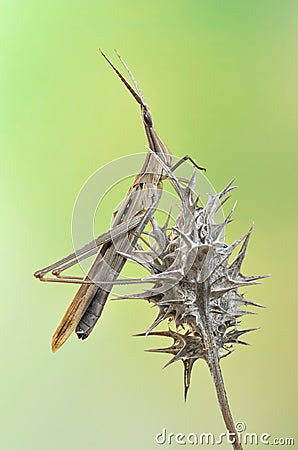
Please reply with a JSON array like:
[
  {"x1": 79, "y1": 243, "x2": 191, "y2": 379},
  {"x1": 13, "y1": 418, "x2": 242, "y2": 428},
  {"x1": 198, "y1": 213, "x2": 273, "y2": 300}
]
[{"x1": 34, "y1": 50, "x2": 205, "y2": 352}]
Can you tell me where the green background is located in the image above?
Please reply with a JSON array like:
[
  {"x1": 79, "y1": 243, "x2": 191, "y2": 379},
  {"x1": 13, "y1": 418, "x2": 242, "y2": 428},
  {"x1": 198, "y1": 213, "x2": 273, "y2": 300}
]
[{"x1": 1, "y1": 1, "x2": 297, "y2": 449}]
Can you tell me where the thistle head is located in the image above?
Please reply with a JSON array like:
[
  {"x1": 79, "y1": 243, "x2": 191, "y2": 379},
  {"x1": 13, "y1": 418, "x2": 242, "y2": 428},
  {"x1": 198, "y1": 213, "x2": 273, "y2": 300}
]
[{"x1": 117, "y1": 175, "x2": 267, "y2": 398}]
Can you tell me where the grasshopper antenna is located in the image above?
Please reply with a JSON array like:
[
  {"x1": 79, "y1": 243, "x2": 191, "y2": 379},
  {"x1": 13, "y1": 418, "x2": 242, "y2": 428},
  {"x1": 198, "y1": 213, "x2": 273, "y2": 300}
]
[
  {"x1": 99, "y1": 49, "x2": 145, "y2": 108},
  {"x1": 114, "y1": 49, "x2": 147, "y2": 106}
]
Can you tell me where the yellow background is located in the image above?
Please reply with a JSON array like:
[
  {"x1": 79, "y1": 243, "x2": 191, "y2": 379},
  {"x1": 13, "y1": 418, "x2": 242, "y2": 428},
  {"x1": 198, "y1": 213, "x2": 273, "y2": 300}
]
[{"x1": 1, "y1": 1, "x2": 297, "y2": 449}]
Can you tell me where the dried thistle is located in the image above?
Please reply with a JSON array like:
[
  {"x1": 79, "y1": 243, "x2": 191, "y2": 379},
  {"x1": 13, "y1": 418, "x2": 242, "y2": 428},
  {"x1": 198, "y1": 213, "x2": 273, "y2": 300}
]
[{"x1": 111, "y1": 156, "x2": 267, "y2": 450}]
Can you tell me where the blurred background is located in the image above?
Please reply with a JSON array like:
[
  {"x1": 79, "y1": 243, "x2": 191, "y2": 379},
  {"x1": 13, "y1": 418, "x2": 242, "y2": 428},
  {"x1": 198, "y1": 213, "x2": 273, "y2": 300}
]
[{"x1": 1, "y1": 1, "x2": 297, "y2": 449}]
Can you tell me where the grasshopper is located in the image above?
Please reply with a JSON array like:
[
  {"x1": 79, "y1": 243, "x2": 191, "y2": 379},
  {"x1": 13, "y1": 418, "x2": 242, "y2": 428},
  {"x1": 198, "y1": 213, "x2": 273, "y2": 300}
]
[{"x1": 34, "y1": 50, "x2": 205, "y2": 352}]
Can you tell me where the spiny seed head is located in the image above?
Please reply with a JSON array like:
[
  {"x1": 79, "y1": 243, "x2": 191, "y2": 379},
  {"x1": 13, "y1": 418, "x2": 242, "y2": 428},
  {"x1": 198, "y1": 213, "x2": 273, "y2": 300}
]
[{"x1": 117, "y1": 174, "x2": 267, "y2": 399}]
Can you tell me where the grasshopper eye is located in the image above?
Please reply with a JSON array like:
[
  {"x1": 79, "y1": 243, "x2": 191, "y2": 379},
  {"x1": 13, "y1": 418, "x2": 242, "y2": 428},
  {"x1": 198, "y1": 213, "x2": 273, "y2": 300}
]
[{"x1": 143, "y1": 110, "x2": 153, "y2": 128}]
